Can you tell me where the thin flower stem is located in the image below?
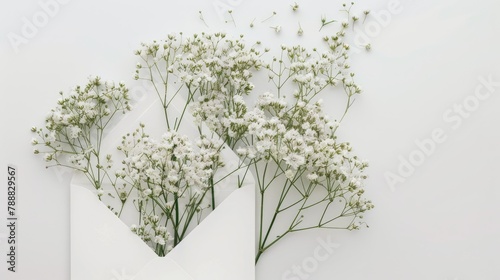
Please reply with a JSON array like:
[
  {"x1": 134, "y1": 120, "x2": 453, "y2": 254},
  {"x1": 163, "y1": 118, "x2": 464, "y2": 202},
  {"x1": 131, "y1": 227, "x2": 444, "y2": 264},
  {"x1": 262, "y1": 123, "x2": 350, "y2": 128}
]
[
  {"x1": 259, "y1": 178, "x2": 293, "y2": 260},
  {"x1": 174, "y1": 193, "x2": 180, "y2": 245},
  {"x1": 261, "y1": 11, "x2": 276, "y2": 23},
  {"x1": 210, "y1": 176, "x2": 215, "y2": 210}
]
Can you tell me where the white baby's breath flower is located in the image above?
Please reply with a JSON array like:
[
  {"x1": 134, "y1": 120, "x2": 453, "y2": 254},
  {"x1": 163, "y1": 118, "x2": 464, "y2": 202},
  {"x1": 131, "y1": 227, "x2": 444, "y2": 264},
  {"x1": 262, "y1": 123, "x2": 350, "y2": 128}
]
[
  {"x1": 297, "y1": 27, "x2": 304, "y2": 36},
  {"x1": 285, "y1": 169, "x2": 295, "y2": 180},
  {"x1": 143, "y1": 189, "x2": 152, "y2": 197},
  {"x1": 307, "y1": 173, "x2": 319, "y2": 181},
  {"x1": 154, "y1": 235, "x2": 166, "y2": 245},
  {"x1": 153, "y1": 185, "x2": 162, "y2": 196},
  {"x1": 68, "y1": 126, "x2": 81, "y2": 139},
  {"x1": 272, "y1": 25, "x2": 281, "y2": 33},
  {"x1": 158, "y1": 226, "x2": 167, "y2": 234},
  {"x1": 44, "y1": 153, "x2": 53, "y2": 162},
  {"x1": 236, "y1": 148, "x2": 247, "y2": 157},
  {"x1": 165, "y1": 200, "x2": 174, "y2": 210},
  {"x1": 283, "y1": 153, "x2": 305, "y2": 170}
]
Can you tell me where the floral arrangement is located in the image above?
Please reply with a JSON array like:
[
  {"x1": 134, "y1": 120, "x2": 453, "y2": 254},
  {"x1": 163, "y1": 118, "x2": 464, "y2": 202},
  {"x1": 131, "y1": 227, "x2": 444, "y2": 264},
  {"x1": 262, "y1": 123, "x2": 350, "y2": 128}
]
[{"x1": 32, "y1": 1, "x2": 373, "y2": 264}]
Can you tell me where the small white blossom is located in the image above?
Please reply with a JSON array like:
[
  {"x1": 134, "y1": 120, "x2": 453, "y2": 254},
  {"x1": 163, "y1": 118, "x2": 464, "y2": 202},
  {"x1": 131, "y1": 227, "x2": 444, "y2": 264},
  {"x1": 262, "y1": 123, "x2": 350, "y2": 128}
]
[
  {"x1": 154, "y1": 236, "x2": 166, "y2": 245},
  {"x1": 285, "y1": 170, "x2": 295, "y2": 180},
  {"x1": 271, "y1": 25, "x2": 281, "y2": 33}
]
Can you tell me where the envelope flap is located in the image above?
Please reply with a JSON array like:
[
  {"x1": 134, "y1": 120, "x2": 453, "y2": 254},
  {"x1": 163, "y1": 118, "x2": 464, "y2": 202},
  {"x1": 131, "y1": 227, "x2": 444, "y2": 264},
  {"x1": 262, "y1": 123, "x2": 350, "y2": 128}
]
[
  {"x1": 167, "y1": 184, "x2": 255, "y2": 280},
  {"x1": 71, "y1": 183, "x2": 157, "y2": 280}
]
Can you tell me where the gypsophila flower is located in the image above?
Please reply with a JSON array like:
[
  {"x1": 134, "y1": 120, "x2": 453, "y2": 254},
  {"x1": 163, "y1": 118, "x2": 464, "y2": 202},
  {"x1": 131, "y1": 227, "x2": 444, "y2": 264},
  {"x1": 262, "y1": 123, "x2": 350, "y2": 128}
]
[
  {"x1": 116, "y1": 123, "x2": 224, "y2": 255},
  {"x1": 363, "y1": 9, "x2": 370, "y2": 23},
  {"x1": 32, "y1": 76, "x2": 131, "y2": 190},
  {"x1": 283, "y1": 153, "x2": 305, "y2": 170},
  {"x1": 297, "y1": 24, "x2": 304, "y2": 36},
  {"x1": 154, "y1": 236, "x2": 166, "y2": 245},
  {"x1": 68, "y1": 126, "x2": 81, "y2": 139}
]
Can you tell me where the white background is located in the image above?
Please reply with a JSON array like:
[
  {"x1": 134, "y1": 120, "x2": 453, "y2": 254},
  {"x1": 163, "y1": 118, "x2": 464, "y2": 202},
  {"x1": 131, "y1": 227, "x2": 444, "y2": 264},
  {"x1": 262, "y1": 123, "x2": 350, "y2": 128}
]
[{"x1": 1, "y1": 0, "x2": 500, "y2": 279}]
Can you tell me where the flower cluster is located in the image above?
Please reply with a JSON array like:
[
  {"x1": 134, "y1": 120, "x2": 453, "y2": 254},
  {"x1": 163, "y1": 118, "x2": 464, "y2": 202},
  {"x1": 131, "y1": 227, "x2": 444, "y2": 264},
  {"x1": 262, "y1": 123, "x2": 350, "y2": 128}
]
[
  {"x1": 116, "y1": 125, "x2": 223, "y2": 255},
  {"x1": 175, "y1": 33, "x2": 263, "y2": 93},
  {"x1": 239, "y1": 95, "x2": 371, "y2": 263},
  {"x1": 131, "y1": 214, "x2": 173, "y2": 255},
  {"x1": 117, "y1": 126, "x2": 221, "y2": 196},
  {"x1": 32, "y1": 76, "x2": 130, "y2": 190},
  {"x1": 134, "y1": 32, "x2": 265, "y2": 132},
  {"x1": 190, "y1": 88, "x2": 371, "y2": 263}
]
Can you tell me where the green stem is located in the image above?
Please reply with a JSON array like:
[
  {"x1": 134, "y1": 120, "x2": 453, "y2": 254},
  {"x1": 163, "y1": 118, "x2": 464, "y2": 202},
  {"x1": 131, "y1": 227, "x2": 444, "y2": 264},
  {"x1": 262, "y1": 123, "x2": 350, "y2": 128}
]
[
  {"x1": 174, "y1": 193, "x2": 180, "y2": 245},
  {"x1": 210, "y1": 176, "x2": 215, "y2": 210}
]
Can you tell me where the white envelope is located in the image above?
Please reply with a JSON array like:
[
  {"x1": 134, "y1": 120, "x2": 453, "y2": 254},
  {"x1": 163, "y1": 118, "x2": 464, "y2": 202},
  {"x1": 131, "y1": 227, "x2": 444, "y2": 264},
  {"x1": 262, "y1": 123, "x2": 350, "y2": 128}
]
[{"x1": 70, "y1": 92, "x2": 255, "y2": 280}]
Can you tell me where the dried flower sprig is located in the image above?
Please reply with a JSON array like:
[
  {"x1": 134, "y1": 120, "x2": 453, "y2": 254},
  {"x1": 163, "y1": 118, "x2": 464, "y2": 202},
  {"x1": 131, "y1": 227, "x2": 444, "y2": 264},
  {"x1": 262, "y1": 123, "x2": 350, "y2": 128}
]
[
  {"x1": 271, "y1": 25, "x2": 282, "y2": 33},
  {"x1": 32, "y1": 76, "x2": 131, "y2": 195},
  {"x1": 297, "y1": 22, "x2": 304, "y2": 36},
  {"x1": 247, "y1": 93, "x2": 372, "y2": 262},
  {"x1": 320, "y1": 15, "x2": 336, "y2": 31},
  {"x1": 363, "y1": 9, "x2": 370, "y2": 23},
  {"x1": 198, "y1": 11, "x2": 209, "y2": 28},
  {"x1": 261, "y1": 11, "x2": 277, "y2": 23},
  {"x1": 226, "y1": 10, "x2": 236, "y2": 27}
]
